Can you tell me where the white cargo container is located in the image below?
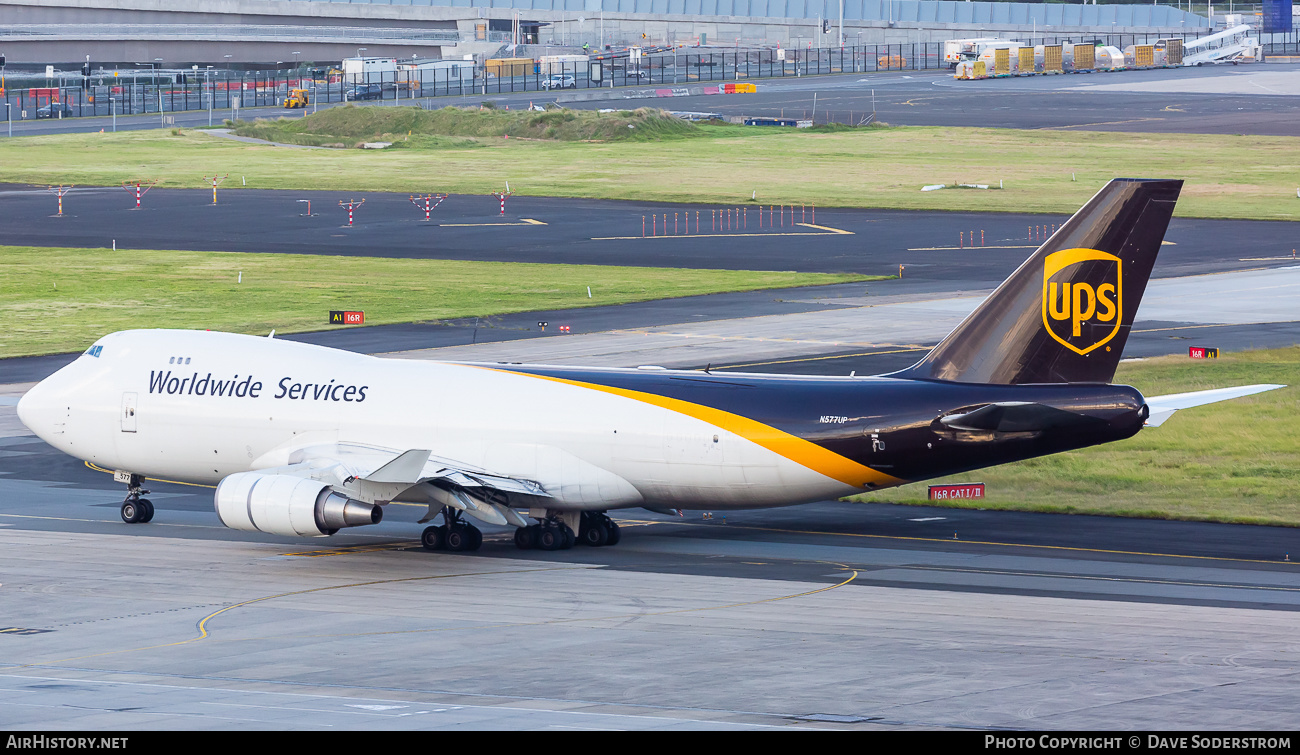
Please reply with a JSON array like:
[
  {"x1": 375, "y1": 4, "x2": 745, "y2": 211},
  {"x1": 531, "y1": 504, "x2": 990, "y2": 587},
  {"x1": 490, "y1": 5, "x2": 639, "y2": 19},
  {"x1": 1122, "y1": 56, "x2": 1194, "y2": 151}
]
[
  {"x1": 398, "y1": 59, "x2": 476, "y2": 87},
  {"x1": 1095, "y1": 46, "x2": 1126, "y2": 71},
  {"x1": 943, "y1": 37, "x2": 1005, "y2": 68},
  {"x1": 342, "y1": 57, "x2": 398, "y2": 84},
  {"x1": 538, "y1": 54, "x2": 588, "y2": 76}
]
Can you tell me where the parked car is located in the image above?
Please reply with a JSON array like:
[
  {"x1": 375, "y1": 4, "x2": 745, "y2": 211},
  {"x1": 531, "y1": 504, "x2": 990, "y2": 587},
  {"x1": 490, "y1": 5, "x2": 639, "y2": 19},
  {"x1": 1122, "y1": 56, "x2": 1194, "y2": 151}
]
[
  {"x1": 345, "y1": 84, "x2": 383, "y2": 101},
  {"x1": 36, "y1": 103, "x2": 75, "y2": 118},
  {"x1": 625, "y1": 69, "x2": 650, "y2": 79},
  {"x1": 541, "y1": 74, "x2": 577, "y2": 90}
]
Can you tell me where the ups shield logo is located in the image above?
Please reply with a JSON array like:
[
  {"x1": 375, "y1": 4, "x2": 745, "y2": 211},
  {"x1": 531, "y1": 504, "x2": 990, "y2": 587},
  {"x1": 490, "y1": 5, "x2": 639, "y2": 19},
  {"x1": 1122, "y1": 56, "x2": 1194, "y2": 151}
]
[{"x1": 1041, "y1": 248, "x2": 1122, "y2": 355}]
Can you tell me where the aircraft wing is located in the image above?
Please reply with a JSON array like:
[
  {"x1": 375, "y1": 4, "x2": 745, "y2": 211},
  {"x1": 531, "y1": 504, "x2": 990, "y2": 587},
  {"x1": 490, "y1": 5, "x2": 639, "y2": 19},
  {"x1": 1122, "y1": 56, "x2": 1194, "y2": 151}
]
[
  {"x1": 1144, "y1": 384, "x2": 1286, "y2": 427},
  {"x1": 258, "y1": 443, "x2": 547, "y2": 527}
]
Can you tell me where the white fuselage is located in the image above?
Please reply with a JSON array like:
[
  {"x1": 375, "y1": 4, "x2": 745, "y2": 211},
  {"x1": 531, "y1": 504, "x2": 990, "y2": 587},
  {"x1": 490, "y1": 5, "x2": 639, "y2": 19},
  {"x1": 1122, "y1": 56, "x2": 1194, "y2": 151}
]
[{"x1": 19, "y1": 330, "x2": 865, "y2": 511}]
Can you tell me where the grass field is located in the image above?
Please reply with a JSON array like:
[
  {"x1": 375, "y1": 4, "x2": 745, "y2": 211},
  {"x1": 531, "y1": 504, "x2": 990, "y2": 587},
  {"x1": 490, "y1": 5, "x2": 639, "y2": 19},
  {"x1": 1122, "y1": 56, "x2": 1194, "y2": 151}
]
[
  {"x1": 0, "y1": 245, "x2": 871, "y2": 358},
  {"x1": 2, "y1": 120, "x2": 1298, "y2": 220},
  {"x1": 858, "y1": 346, "x2": 1300, "y2": 527}
]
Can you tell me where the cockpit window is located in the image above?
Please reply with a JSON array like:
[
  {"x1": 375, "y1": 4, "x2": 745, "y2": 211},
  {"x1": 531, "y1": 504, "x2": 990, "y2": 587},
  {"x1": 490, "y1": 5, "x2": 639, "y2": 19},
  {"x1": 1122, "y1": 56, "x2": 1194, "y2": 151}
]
[{"x1": 85, "y1": 345, "x2": 104, "y2": 358}]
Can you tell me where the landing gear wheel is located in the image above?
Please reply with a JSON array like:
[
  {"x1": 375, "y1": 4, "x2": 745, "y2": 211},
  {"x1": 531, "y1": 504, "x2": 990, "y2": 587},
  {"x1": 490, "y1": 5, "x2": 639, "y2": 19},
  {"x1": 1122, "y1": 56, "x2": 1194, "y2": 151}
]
[
  {"x1": 120, "y1": 500, "x2": 142, "y2": 524},
  {"x1": 445, "y1": 525, "x2": 468, "y2": 552},
  {"x1": 561, "y1": 525, "x2": 575, "y2": 549},
  {"x1": 467, "y1": 526, "x2": 483, "y2": 551},
  {"x1": 580, "y1": 521, "x2": 608, "y2": 547},
  {"x1": 137, "y1": 499, "x2": 155, "y2": 523},
  {"x1": 514, "y1": 525, "x2": 536, "y2": 550},
  {"x1": 537, "y1": 526, "x2": 559, "y2": 551},
  {"x1": 605, "y1": 519, "x2": 621, "y2": 546},
  {"x1": 421, "y1": 525, "x2": 445, "y2": 551}
]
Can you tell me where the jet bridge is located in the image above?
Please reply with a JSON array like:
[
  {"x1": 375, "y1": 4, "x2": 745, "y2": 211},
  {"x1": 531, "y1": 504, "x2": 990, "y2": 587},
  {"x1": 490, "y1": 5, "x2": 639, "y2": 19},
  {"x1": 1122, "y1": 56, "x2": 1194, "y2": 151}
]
[{"x1": 1182, "y1": 24, "x2": 1261, "y2": 65}]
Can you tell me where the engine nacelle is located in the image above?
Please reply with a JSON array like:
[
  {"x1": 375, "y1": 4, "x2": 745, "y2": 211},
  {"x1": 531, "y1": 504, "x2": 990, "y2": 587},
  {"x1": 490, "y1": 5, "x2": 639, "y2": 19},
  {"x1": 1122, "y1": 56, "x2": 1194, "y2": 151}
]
[{"x1": 214, "y1": 472, "x2": 382, "y2": 538}]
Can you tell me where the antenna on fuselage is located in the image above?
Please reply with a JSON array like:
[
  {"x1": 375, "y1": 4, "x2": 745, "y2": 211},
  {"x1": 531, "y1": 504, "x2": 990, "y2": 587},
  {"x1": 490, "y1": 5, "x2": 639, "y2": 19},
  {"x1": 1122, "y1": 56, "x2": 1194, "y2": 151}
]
[{"x1": 268, "y1": 330, "x2": 275, "y2": 338}]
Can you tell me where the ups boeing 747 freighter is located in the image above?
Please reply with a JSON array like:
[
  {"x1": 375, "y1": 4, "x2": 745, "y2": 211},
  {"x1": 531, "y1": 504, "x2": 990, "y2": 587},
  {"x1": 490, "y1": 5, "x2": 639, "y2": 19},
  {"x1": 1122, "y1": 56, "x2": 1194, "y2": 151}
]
[{"x1": 17, "y1": 179, "x2": 1283, "y2": 552}]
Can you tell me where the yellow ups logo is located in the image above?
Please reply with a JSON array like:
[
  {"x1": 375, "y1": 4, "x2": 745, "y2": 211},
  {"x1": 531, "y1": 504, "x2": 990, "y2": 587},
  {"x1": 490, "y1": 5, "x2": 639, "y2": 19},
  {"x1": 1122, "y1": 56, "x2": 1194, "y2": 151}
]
[{"x1": 1041, "y1": 248, "x2": 1122, "y2": 355}]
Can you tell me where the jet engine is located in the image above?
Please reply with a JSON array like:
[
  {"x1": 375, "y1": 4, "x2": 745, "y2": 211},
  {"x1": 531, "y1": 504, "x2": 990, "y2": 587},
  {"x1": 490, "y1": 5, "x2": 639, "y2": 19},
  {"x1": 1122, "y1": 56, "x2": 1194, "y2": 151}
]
[{"x1": 214, "y1": 472, "x2": 382, "y2": 537}]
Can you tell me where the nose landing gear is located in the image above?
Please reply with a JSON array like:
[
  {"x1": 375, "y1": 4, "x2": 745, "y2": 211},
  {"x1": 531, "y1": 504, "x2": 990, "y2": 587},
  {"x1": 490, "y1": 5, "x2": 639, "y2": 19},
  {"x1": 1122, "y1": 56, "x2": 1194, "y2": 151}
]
[{"x1": 120, "y1": 474, "x2": 154, "y2": 524}]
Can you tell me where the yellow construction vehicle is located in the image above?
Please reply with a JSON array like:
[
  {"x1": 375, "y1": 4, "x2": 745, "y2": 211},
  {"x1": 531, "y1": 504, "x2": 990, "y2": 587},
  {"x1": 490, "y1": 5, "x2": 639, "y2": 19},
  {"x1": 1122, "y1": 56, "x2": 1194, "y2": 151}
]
[{"x1": 282, "y1": 88, "x2": 310, "y2": 108}]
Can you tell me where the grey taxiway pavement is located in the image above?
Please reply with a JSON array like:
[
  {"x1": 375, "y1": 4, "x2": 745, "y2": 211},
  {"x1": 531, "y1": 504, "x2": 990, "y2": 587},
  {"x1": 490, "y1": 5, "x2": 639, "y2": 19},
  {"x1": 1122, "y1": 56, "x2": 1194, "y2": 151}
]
[{"x1": 3, "y1": 414, "x2": 1300, "y2": 730}]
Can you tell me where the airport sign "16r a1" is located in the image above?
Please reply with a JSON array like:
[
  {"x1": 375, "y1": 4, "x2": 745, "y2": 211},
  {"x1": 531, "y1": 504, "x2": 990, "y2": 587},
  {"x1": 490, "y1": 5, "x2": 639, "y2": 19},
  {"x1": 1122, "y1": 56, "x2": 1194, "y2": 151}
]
[{"x1": 329, "y1": 310, "x2": 365, "y2": 325}]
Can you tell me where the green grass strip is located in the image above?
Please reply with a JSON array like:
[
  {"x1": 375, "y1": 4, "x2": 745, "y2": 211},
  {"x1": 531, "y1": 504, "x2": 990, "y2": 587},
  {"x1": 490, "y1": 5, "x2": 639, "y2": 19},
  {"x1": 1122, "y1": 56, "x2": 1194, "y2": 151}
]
[
  {"x1": 2, "y1": 123, "x2": 1297, "y2": 220},
  {"x1": 0, "y1": 245, "x2": 873, "y2": 359}
]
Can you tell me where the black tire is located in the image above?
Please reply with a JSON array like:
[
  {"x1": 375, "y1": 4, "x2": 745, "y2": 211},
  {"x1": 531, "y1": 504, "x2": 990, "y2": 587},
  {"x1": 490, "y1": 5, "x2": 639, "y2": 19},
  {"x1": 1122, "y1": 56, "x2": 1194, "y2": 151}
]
[
  {"x1": 581, "y1": 521, "x2": 608, "y2": 547},
  {"x1": 514, "y1": 526, "x2": 535, "y2": 550},
  {"x1": 466, "y1": 526, "x2": 483, "y2": 551},
  {"x1": 137, "y1": 499, "x2": 155, "y2": 523},
  {"x1": 605, "y1": 520, "x2": 621, "y2": 546},
  {"x1": 120, "y1": 500, "x2": 141, "y2": 524},
  {"x1": 561, "y1": 525, "x2": 575, "y2": 549},
  {"x1": 421, "y1": 525, "x2": 444, "y2": 551},
  {"x1": 537, "y1": 526, "x2": 558, "y2": 551},
  {"x1": 445, "y1": 525, "x2": 467, "y2": 551}
]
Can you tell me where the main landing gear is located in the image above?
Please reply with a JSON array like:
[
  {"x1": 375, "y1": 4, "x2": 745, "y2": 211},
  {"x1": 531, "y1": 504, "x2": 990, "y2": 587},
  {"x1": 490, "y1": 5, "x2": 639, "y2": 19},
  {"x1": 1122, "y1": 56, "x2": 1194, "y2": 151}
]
[
  {"x1": 513, "y1": 512, "x2": 620, "y2": 551},
  {"x1": 420, "y1": 506, "x2": 482, "y2": 553},
  {"x1": 120, "y1": 474, "x2": 154, "y2": 524}
]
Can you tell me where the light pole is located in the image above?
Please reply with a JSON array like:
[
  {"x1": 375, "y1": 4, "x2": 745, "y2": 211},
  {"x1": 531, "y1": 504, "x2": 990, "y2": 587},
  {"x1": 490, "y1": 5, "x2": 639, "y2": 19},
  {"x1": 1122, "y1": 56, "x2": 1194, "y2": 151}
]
[
  {"x1": 109, "y1": 97, "x2": 116, "y2": 131},
  {"x1": 6, "y1": 103, "x2": 10, "y2": 138}
]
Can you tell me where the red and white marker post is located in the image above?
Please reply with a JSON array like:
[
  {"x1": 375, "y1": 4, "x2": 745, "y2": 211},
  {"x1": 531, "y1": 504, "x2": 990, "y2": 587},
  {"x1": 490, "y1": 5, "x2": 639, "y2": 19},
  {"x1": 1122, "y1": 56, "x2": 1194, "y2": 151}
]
[
  {"x1": 204, "y1": 174, "x2": 229, "y2": 205},
  {"x1": 491, "y1": 190, "x2": 513, "y2": 216},
  {"x1": 338, "y1": 198, "x2": 366, "y2": 227},
  {"x1": 48, "y1": 185, "x2": 74, "y2": 216},
  {"x1": 410, "y1": 193, "x2": 448, "y2": 221},
  {"x1": 121, "y1": 180, "x2": 160, "y2": 210}
]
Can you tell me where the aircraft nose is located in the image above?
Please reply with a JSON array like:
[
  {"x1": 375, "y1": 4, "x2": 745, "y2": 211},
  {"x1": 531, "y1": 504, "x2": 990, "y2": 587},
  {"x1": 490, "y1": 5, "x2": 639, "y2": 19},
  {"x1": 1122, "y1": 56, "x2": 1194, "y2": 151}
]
[{"x1": 16, "y1": 380, "x2": 60, "y2": 439}]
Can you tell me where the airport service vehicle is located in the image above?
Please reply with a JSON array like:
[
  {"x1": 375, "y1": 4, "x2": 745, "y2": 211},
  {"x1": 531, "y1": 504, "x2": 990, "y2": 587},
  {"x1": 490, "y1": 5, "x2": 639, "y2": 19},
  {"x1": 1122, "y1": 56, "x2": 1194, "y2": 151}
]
[
  {"x1": 18, "y1": 180, "x2": 1284, "y2": 553},
  {"x1": 35, "y1": 103, "x2": 74, "y2": 118},
  {"x1": 541, "y1": 74, "x2": 577, "y2": 90},
  {"x1": 345, "y1": 84, "x2": 383, "y2": 101},
  {"x1": 282, "y1": 88, "x2": 310, "y2": 108}
]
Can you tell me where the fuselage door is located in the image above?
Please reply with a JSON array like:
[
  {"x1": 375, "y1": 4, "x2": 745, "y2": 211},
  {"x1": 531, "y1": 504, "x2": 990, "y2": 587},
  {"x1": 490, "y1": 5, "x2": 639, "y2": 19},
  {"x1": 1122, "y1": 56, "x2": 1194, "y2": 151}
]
[{"x1": 121, "y1": 392, "x2": 138, "y2": 433}]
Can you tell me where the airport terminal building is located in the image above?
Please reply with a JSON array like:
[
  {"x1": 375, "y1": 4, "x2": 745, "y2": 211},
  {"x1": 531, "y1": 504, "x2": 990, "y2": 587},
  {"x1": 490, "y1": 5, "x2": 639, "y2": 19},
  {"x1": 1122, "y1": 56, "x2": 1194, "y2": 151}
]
[{"x1": 1, "y1": 0, "x2": 1210, "y2": 65}]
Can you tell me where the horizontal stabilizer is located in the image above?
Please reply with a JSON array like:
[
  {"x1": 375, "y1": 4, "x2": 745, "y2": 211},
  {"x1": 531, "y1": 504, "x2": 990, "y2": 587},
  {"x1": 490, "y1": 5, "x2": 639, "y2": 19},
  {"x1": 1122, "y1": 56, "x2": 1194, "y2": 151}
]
[
  {"x1": 940, "y1": 402, "x2": 1097, "y2": 433},
  {"x1": 1144, "y1": 384, "x2": 1285, "y2": 427}
]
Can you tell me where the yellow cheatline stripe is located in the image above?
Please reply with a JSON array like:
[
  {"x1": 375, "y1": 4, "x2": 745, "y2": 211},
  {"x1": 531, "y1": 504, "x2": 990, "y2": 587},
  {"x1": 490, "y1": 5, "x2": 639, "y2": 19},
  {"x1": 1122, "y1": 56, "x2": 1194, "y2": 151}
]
[
  {"x1": 714, "y1": 346, "x2": 928, "y2": 371},
  {"x1": 86, "y1": 461, "x2": 216, "y2": 489},
  {"x1": 478, "y1": 366, "x2": 903, "y2": 490},
  {"x1": 1239, "y1": 256, "x2": 1298, "y2": 261}
]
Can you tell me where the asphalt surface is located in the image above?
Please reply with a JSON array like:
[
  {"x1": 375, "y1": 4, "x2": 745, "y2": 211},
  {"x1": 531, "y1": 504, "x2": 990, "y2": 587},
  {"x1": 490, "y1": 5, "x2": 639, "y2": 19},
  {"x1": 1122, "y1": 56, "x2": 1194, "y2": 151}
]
[
  {"x1": 2, "y1": 184, "x2": 1294, "y2": 280},
  {"x1": 7, "y1": 64, "x2": 1300, "y2": 137},
  {"x1": 3, "y1": 427, "x2": 1300, "y2": 729}
]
